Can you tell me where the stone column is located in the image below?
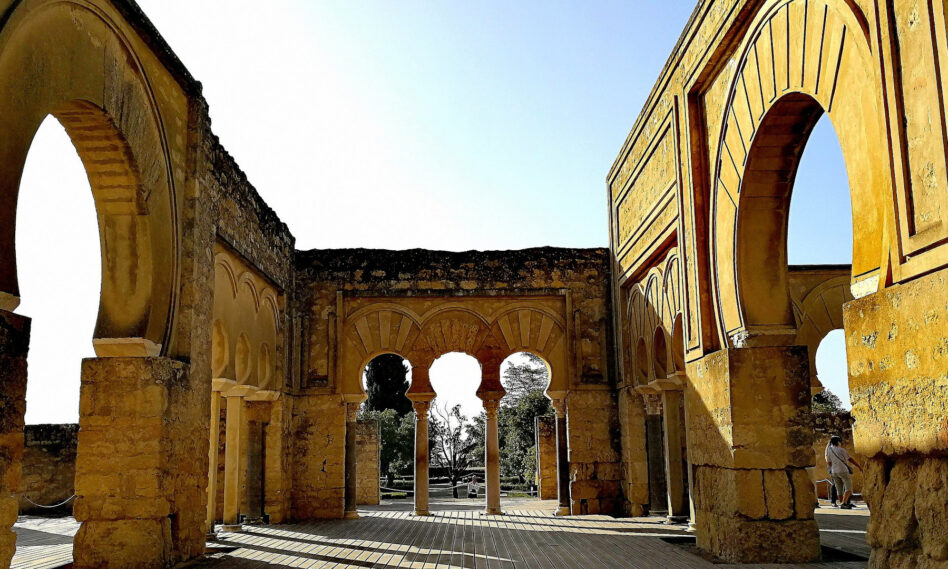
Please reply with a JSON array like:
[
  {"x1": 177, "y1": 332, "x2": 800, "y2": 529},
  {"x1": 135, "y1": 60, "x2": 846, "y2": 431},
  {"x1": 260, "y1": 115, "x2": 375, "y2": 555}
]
[
  {"x1": 205, "y1": 379, "x2": 233, "y2": 532},
  {"x1": 72, "y1": 357, "x2": 190, "y2": 569},
  {"x1": 343, "y1": 402, "x2": 359, "y2": 519},
  {"x1": 483, "y1": 398, "x2": 502, "y2": 515},
  {"x1": 411, "y1": 399, "x2": 431, "y2": 516},
  {"x1": 0, "y1": 310, "x2": 29, "y2": 569},
  {"x1": 552, "y1": 398, "x2": 571, "y2": 516},
  {"x1": 661, "y1": 388, "x2": 688, "y2": 521},
  {"x1": 222, "y1": 388, "x2": 250, "y2": 528},
  {"x1": 476, "y1": 359, "x2": 505, "y2": 516},
  {"x1": 686, "y1": 346, "x2": 819, "y2": 564}
]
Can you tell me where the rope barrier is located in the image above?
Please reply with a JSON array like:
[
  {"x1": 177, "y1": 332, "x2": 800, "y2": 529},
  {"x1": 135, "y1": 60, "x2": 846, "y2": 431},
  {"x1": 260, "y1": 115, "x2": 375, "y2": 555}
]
[{"x1": 22, "y1": 494, "x2": 76, "y2": 509}]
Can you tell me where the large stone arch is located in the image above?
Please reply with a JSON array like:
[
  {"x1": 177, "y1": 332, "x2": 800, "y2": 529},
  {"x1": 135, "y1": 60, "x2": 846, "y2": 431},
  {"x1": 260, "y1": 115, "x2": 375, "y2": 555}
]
[
  {"x1": 0, "y1": 0, "x2": 179, "y2": 354},
  {"x1": 709, "y1": 0, "x2": 889, "y2": 348}
]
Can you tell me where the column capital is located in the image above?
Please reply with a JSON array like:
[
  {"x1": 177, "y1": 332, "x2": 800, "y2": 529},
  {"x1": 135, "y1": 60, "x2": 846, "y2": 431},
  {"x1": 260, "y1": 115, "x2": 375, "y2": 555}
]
[
  {"x1": 483, "y1": 398, "x2": 500, "y2": 418},
  {"x1": 222, "y1": 384, "x2": 256, "y2": 398},
  {"x1": 551, "y1": 398, "x2": 567, "y2": 418},
  {"x1": 346, "y1": 401, "x2": 360, "y2": 423},
  {"x1": 412, "y1": 400, "x2": 431, "y2": 417}
]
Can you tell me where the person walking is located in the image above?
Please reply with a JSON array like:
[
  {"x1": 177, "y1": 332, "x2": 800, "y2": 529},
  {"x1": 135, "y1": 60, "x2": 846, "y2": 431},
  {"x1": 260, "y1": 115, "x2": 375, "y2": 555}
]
[{"x1": 825, "y1": 435, "x2": 861, "y2": 509}]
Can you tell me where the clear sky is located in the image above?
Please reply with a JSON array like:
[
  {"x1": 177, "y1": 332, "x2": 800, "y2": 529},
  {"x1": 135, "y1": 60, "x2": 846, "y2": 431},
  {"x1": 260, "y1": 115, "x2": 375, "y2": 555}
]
[{"x1": 16, "y1": 1, "x2": 852, "y2": 424}]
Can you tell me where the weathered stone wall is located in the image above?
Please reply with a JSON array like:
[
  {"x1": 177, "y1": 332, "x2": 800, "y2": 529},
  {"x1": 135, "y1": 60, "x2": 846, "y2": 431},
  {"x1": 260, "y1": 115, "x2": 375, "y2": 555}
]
[
  {"x1": 295, "y1": 247, "x2": 613, "y2": 388},
  {"x1": 0, "y1": 311, "x2": 29, "y2": 569},
  {"x1": 843, "y1": 271, "x2": 948, "y2": 568},
  {"x1": 290, "y1": 392, "x2": 347, "y2": 519},
  {"x1": 18, "y1": 425, "x2": 77, "y2": 515},
  {"x1": 617, "y1": 386, "x2": 649, "y2": 515},
  {"x1": 73, "y1": 357, "x2": 191, "y2": 569},
  {"x1": 566, "y1": 390, "x2": 622, "y2": 515},
  {"x1": 295, "y1": 248, "x2": 621, "y2": 513},
  {"x1": 356, "y1": 420, "x2": 380, "y2": 505},
  {"x1": 535, "y1": 416, "x2": 557, "y2": 500}
]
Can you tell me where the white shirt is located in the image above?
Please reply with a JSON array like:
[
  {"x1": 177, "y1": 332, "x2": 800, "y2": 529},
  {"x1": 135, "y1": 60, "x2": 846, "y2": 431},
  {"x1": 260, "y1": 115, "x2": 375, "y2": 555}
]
[{"x1": 825, "y1": 443, "x2": 851, "y2": 475}]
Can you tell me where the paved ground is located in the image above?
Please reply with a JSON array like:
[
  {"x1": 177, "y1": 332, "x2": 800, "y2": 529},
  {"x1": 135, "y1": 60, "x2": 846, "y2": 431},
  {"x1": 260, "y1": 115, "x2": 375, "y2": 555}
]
[{"x1": 11, "y1": 500, "x2": 870, "y2": 569}]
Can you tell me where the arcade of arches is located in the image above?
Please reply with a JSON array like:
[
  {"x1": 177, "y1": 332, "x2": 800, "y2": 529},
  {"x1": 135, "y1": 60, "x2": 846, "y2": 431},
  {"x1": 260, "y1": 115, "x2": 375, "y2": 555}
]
[{"x1": 0, "y1": 0, "x2": 946, "y2": 568}]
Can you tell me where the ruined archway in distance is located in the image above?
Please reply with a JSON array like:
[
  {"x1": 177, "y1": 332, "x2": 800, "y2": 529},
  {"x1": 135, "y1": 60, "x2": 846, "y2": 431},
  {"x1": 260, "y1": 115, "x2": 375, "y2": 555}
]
[
  {"x1": 0, "y1": 1, "x2": 180, "y2": 355},
  {"x1": 708, "y1": 0, "x2": 890, "y2": 347}
]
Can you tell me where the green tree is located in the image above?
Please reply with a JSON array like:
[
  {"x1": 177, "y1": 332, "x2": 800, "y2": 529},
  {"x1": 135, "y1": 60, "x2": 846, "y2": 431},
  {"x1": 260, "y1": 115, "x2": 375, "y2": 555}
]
[
  {"x1": 499, "y1": 390, "x2": 552, "y2": 481},
  {"x1": 364, "y1": 354, "x2": 412, "y2": 416},
  {"x1": 812, "y1": 389, "x2": 845, "y2": 414},
  {"x1": 498, "y1": 353, "x2": 553, "y2": 482},
  {"x1": 430, "y1": 403, "x2": 479, "y2": 498},
  {"x1": 502, "y1": 352, "x2": 549, "y2": 407}
]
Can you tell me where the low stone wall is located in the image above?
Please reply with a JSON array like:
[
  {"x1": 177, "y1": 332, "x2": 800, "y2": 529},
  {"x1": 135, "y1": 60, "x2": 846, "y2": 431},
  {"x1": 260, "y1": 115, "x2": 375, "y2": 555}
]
[
  {"x1": 535, "y1": 415, "x2": 557, "y2": 500},
  {"x1": 356, "y1": 420, "x2": 380, "y2": 505},
  {"x1": 18, "y1": 424, "x2": 77, "y2": 515}
]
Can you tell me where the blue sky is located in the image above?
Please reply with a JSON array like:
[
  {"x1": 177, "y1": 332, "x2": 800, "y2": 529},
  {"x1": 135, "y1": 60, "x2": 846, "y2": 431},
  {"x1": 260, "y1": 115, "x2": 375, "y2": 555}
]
[{"x1": 16, "y1": 1, "x2": 852, "y2": 422}]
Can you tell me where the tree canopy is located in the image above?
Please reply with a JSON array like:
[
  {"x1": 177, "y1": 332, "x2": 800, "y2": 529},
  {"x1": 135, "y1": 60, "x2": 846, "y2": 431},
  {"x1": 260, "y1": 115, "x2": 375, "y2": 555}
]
[
  {"x1": 430, "y1": 403, "x2": 480, "y2": 497},
  {"x1": 812, "y1": 389, "x2": 846, "y2": 414},
  {"x1": 364, "y1": 354, "x2": 412, "y2": 416},
  {"x1": 501, "y1": 352, "x2": 549, "y2": 407}
]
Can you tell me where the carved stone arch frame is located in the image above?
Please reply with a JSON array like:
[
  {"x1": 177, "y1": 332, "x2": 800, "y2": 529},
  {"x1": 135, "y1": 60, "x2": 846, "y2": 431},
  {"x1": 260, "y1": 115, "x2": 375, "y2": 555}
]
[
  {"x1": 0, "y1": 0, "x2": 183, "y2": 355},
  {"x1": 703, "y1": 0, "x2": 891, "y2": 348},
  {"x1": 338, "y1": 297, "x2": 572, "y2": 403}
]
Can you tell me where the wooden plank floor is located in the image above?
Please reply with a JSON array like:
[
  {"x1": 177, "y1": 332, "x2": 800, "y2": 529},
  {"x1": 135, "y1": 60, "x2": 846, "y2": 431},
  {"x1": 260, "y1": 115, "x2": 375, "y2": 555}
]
[{"x1": 11, "y1": 502, "x2": 871, "y2": 569}]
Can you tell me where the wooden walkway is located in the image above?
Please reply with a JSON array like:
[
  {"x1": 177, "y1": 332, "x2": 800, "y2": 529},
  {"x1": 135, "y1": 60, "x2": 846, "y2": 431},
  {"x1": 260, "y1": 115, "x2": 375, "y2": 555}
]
[{"x1": 11, "y1": 503, "x2": 871, "y2": 569}]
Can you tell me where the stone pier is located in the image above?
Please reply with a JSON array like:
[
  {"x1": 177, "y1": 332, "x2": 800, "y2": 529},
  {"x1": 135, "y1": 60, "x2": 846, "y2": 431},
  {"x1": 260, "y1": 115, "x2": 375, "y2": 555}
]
[{"x1": 686, "y1": 346, "x2": 819, "y2": 564}]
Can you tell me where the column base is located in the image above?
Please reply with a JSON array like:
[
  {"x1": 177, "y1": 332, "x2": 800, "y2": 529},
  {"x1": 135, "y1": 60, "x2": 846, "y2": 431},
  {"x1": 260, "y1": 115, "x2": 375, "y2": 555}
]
[
  {"x1": 666, "y1": 515, "x2": 689, "y2": 524},
  {"x1": 554, "y1": 506, "x2": 571, "y2": 516},
  {"x1": 413, "y1": 510, "x2": 430, "y2": 516},
  {"x1": 344, "y1": 510, "x2": 360, "y2": 520},
  {"x1": 218, "y1": 524, "x2": 243, "y2": 533},
  {"x1": 483, "y1": 508, "x2": 503, "y2": 516}
]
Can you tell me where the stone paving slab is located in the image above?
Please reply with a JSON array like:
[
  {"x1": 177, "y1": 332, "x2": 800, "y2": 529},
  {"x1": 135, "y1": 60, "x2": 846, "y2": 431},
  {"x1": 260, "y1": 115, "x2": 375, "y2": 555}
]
[{"x1": 10, "y1": 502, "x2": 870, "y2": 569}]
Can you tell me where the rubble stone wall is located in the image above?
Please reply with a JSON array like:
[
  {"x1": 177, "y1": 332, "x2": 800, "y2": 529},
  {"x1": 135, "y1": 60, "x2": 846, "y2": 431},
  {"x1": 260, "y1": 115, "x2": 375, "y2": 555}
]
[
  {"x1": 356, "y1": 421, "x2": 380, "y2": 505},
  {"x1": 290, "y1": 392, "x2": 347, "y2": 519},
  {"x1": 18, "y1": 424, "x2": 78, "y2": 515},
  {"x1": 535, "y1": 416, "x2": 557, "y2": 500}
]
